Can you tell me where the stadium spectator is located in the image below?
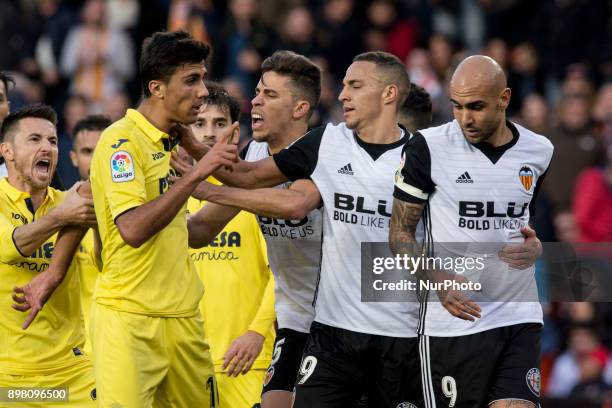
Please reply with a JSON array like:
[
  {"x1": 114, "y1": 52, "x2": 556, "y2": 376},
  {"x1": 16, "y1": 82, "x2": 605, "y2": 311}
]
[
  {"x1": 100, "y1": 91, "x2": 131, "y2": 122},
  {"x1": 60, "y1": 0, "x2": 135, "y2": 106},
  {"x1": 507, "y1": 42, "x2": 546, "y2": 115},
  {"x1": 214, "y1": 0, "x2": 275, "y2": 98},
  {"x1": 549, "y1": 323, "x2": 612, "y2": 397},
  {"x1": 167, "y1": 0, "x2": 217, "y2": 44},
  {"x1": 31, "y1": 0, "x2": 77, "y2": 108},
  {"x1": 364, "y1": 0, "x2": 419, "y2": 61},
  {"x1": 517, "y1": 93, "x2": 550, "y2": 135},
  {"x1": 276, "y1": 6, "x2": 322, "y2": 61},
  {"x1": 317, "y1": 0, "x2": 364, "y2": 81},
  {"x1": 543, "y1": 94, "x2": 606, "y2": 215},
  {"x1": 483, "y1": 37, "x2": 510, "y2": 72},
  {"x1": 573, "y1": 154, "x2": 612, "y2": 243},
  {"x1": 570, "y1": 346, "x2": 612, "y2": 402}
]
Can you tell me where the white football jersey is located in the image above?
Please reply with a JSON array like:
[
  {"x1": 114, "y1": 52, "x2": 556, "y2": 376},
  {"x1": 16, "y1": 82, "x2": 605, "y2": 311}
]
[
  {"x1": 244, "y1": 140, "x2": 322, "y2": 333},
  {"x1": 274, "y1": 123, "x2": 420, "y2": 337},
  {"x1": 394, "y1": 120, "x2": 554, "y2": 336}
]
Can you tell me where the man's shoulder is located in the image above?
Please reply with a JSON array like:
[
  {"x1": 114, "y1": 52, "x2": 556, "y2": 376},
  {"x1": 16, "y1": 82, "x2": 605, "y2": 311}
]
[
  {"x1": 513, "y1": 121, "x2": 554, "y2": 153},
  {"x1": 418, "y1": 120, "x2": 461, "y2": 141},
  {"x1": 98, "y1": 117, "x2": 142, "y2": 152}
]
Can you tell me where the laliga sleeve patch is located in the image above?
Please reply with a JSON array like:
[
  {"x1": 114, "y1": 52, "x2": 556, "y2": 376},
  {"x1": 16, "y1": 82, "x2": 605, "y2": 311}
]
[{"x1": 110, "y1": 151, "x2": 135, "y2": 182}]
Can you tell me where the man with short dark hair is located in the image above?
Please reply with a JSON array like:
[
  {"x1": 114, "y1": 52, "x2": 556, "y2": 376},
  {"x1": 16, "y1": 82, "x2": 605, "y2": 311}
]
[
  {"x1": 183, "y1": 50, "x2": 325, "y2": 408},
  {"x1": 400, "y1": 82, "x2": 433, "y2": 133},
  {"x1": 0, "y1": 104, "x2": 98, "y2": 406},
  {"x1": 89, "y1": 30, "x2": 237, "y2": 407}
]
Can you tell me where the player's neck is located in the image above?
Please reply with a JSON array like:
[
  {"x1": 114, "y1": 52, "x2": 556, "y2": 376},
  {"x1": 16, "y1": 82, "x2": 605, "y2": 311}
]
[
  {"x1": 487, "y1": 118, "x2": 512, "y2": 147},
  {"x1": 137, "y1": 100, "x2": 173, "y2": 134},
  {"x1": 355, "y1": 112, "x2": 401, "y2": 144},
  {"x1": 7, "y1": 172, "x2": 47, "y2": 210},
  {"x1": 268, "y1": 121, "x2": 309, "y2": 154}
]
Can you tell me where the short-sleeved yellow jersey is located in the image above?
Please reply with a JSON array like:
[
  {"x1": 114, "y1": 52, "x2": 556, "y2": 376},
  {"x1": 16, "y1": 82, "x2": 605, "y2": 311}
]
[
  {"x1": 188, "y1": 193, "x2": 275, "y2": 372},
  {"x1": 0, "y1": 178, "x2": 88, "y2": 375},
  {"x1": 90, "y1": 109, "x2": 203, "y2": 316}
]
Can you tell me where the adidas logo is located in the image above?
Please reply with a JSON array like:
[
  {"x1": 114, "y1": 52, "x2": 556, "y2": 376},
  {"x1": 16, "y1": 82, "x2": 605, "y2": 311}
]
[
  {"x1": 338, "y1": 163, "x2": 354, "y2": 175},
  {"x1": 456, "y1": 171, "x2": 474, "y2": 183}
]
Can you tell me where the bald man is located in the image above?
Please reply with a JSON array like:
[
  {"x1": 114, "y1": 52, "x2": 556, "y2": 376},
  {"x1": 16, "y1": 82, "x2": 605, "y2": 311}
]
[{"x1": 390, "y1": 55, "x2": 553, "y2": 408}]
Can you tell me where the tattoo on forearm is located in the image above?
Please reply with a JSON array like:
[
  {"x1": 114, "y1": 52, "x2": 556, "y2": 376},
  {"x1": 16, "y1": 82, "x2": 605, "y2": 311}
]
[{"x1": 389, "y1": 199, "x2": 424, "y2": 255}]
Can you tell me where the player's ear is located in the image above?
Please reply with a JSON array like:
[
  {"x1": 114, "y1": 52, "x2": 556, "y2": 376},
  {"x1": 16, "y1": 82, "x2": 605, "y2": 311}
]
[
  {"x1": 148, "y1": 80, "x2": 165, "y2": 100},
  {"x1": 0, "y1": 142, "x2": 13, "y2": 162},
  {"x1": 499, "y1": 87, "x2": 511, "y2": 110},
  {"x1": 382, "y1": 84, "x2": 399, "y2": 105},
  {"x1": 293, "y1": 100, "x2": 310, "y2": 120},
  {"x1": 69, "y1": 150, "x2": 78, "y2": 168}
]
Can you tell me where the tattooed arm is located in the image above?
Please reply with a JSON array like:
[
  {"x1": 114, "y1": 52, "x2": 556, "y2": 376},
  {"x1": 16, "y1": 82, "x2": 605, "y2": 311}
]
[{"x1": 388, "y1": 198, "x2": 424, "y2": 256}]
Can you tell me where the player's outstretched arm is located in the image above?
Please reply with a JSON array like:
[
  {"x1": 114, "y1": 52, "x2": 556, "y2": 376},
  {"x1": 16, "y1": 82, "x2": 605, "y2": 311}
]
[
  {"x1": 187, "y1": 203, "x2": 241, "y2": 249},
  {"x1": 172, "y1": 151, "x2": 287, "y2": 190},
  {"x1": 10, "y1": 181, "x2": 96, "y2": 259},
  {"x1": 12, "y1": 225, "x2": 87, "y2": 329},
  {"x1": 115, "y1": 141, "x2": 237, "y2": 248},
  {"x1": 194, "y1": 179, "x2": 321, "y2": 220},
  {"x1": 173, "y1": 121, "x2": 287, "y2": 189}
]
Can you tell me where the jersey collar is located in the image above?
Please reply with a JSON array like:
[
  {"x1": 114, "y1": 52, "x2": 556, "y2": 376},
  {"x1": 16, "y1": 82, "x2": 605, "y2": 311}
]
[
  {"x1": 0, "y1": 177, "x2": 56, "y2": 205},
  {"x1": 125, "y1": 109, "x2": 169, "y2": 144}
]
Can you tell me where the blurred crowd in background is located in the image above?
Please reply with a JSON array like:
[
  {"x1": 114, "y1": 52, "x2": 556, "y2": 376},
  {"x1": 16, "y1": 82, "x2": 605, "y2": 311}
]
[{"x1": 0, "y1": 0, "x2": 611, "y2": 405}]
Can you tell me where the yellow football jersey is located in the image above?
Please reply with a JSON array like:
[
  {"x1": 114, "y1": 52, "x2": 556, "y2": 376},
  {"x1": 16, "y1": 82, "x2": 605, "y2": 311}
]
[
  {"x1": 76, "y1": 229, "x2": 98, "y2": 355},
  {"x1": 188, "y1": 194, "x2": 275, "y2": 372},
  {"x1": 90, "y1": 109, "x2": 203, "y2": 316},
  {"x1": 0, "y1": 178, "x2": 88, "y2": 374}
]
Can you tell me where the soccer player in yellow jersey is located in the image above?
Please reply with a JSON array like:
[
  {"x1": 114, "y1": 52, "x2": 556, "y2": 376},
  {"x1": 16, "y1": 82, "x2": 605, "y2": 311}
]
[
  {"x1": 89, "y1": 31, "x2": 237, "y2": 407},
  {"x1": 0, "y1": 104, "x2": 98, "y2": 406},
  {"x1": 69, "y1": 114, "x2": 111, "y2": 355},
  {"x1": 186, "y1": 81, "x2": 276, "y2": 408}
]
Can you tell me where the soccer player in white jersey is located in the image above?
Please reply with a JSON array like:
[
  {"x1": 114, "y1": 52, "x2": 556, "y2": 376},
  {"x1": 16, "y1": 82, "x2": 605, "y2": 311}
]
[
  {"x1": 178, "y1": 51, "x2": 422, "y2": 408},
  {"x1": 390, "y1": 55, "x2": 552, "y2": 408},
  {"x1": 175, "y1": 51, "x2": 324, "y2": 408}
]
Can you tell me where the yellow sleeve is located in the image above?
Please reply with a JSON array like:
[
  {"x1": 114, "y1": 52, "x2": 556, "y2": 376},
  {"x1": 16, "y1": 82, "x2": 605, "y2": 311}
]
[
  {"x1": 95, "y1": 141, "x2": 147, "y2": 220},
  {"x1": 248, "y1": 269, "x2": 276, "y2": 336},
  {"x1": 0, "y1": 213, "x2": 22, "y2": 263}
]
